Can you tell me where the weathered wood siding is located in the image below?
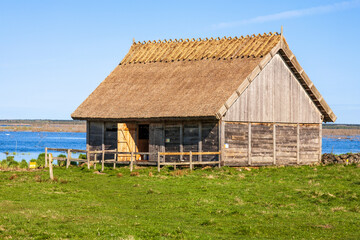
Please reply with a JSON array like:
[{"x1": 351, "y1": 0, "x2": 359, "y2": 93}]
[
  {"x1": 224, "y1": 122, "x2": 248, "y2": 166},
  {"x1": 224, "y1": 54, "x2": 321, "y2": 123},
  {"x1": 202, "y1": 123, "x2": 219, "y2": 161},
  {"x1": 88, "y1": 121, "x2": 103, "y2": 151},
  {"x1": 223, "y1": 122, "x2": 321, "y2": 166},
  {"x1": 149, "y1": 123, "x2": 164, "y2": 161},
  {"x1": 251, "y1": 123, "x2": 274, "y2": 165},
  {"x1": 183, "y1": 123, "x2": 199, "y2": 161},
  {"x1": 147, "y1": 121, "x2": 219, "y2": 162},
  {"x1": 299, "y1": 124, "x2": 320, "y2": 164},
  {"x1": 275, "y1": 124, "x2": 297, "y2": 165},
  {"x1": 165, "y1": 125, "x2": 181, "y2": 161}
]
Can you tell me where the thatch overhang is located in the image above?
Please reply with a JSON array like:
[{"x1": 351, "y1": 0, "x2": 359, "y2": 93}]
[{"x1": 71, "y1": 32, "x2": 336, "y2": 122}]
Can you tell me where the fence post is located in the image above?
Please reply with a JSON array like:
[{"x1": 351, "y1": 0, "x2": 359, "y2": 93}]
[
  {"x1": 45, "y1": 147, "x2": 48, "y2": 168},
  {"x1": 66, "y1": 149, "x2": 71, "y2": 169},
  {"x1": 49, "y1": 153, "x2": 54, "y2": 180},
  {"x1": 113, "y1": 150, "x2": 117, "y2": 170},
  {"x1": 190, "y1": 151, "x2": 193, "y2": 171},
  {"x1": 218, "y1": 152, "x2": 221, "y2": 168},
  {"x1": 101, "y1": 149, "x2": 105, "y2": 172},
  {"x1": 94, "y1": 153, "x2": 97, "y2": 170},
  {"x1": 157, "y1": 152, "x2": 160, "y2": 172},
  {"x1": 87, "y1": 150, "x2": 90, "y2": 170},
  {"x1": 130, "y1": 152, "x2": 134, "y2": 172}
]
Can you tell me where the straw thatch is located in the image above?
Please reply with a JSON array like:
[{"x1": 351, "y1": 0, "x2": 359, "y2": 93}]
[{"x1": 71, "y1": 32, "x2": 336, "y2": 122}]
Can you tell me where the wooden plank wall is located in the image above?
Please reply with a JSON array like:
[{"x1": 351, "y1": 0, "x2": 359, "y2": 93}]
[
  {"x1": 88, "y1": 121, "x2": 103, "y2": 151},
  {"x1": 251, "y1": 123, "x2": 274, "y2": 165},
  {"x1": 202, "y1": 123, "x2": 219, "y2": 161},
  {"x1": 223, "y1": 122, "x2": 320, "y2": 166},
  {"x1": 149, "y1": 124, "x2": 164, "y2": 161},
  {"x1": 224, "y1": 122, "x2": 248, "y2": 166},
  {"x1": 148, "y1": 121, "x2": 219, "y2": 162},
  {"x1": 224, "y1": 54, "x2": 321, "y2": 124},
  {"x1": 299, "y1": 124, "x2": 320, "y2": 164},
  {"x1": 276, "y1": 124, "x2": 297, "y2": 165}
]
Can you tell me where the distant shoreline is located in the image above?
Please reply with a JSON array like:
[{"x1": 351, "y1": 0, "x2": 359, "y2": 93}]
[{"x1": 1, "y1": 120, "x2": 360, "y2": 136}]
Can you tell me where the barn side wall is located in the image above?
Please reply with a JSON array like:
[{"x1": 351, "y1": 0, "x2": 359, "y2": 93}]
[
  {"x1": 223, "y1": 122, "x2": 321, "y2": 166},
  {"x1": 223, "y1": 54, "x2": 322, "y2": 123}
]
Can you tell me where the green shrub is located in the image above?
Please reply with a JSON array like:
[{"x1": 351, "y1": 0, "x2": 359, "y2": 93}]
[
  {"x1": 79, "y1": 153, "x2": 87, "y2": 159},
  {"x1": 57, "y1": 154, "x2": 67, "y2": 167},
  {"x1": 0, "y1": 156, "x2": 19, "y2": 168},
  {"x1": 19, "y1": 159, "x2": 28, "y2": 169},
  {"x1": 36, "y1": 153, "x2": 45, "y2": 168}
]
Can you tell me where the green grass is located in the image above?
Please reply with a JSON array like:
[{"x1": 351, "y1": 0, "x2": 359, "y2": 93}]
[{"x1": 0, "y1": 164, "x2": 359, "y2": 239}]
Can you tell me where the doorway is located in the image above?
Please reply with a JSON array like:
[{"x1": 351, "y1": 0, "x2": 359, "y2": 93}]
[{"x1": 138, "y1": 124, "x2": 149, "y2": 160}]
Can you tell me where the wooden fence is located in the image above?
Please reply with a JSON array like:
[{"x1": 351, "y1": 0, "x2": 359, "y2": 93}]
[
  {"x1": 45, "y1": 147, "x2": 221, "y2": 172},
  {"x1": 157, "y1": 151, "x2": 221, "y2": 172}
]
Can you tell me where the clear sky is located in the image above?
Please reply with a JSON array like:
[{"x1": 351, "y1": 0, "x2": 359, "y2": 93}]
[{"x1": 1, "y1": 0, "x2": 359, "y2": 124}]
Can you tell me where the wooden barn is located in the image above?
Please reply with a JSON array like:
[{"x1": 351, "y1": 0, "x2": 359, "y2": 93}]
[{"x1": 71, "y1": 31, "x2": 336, "y2": 166}]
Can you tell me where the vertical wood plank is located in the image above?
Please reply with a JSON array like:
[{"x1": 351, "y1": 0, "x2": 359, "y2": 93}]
[
  {"x1": 189, "y1": 151, "x2": 193, "y2": 170},
  {"x1": 297, "y1": 124, "x2": 300, "y2": 164},
  {"x1": 157, "y1": 152, "x2": 160, "y2": 172},
  {"x1": 198, "y1": 122, "x2": 202, "y2": 162},
  {"x1": 94, "y1": 153, "x2": 97, "y2": 170},
  {"x1": 248, "y1": 123, "x2": 252, "y2": 166},
  {"x1": 86, "y1": 120, "x2": 90, "y2": 161},
  {"x1": 273, "y1": 124, "x2": 276, "y2": 165},
  {"x1": 180, "y1": 123, "x2": 183, "y2": 162},
  {"x1": 220, "y1": 120, "x2": 225, "y2": 165},
  {"x1": 101, "y1": 145, "x2": 105, "y2": 172},
  {"x1": 319, "y1": 123, "x2": 322, "y2": 162}
]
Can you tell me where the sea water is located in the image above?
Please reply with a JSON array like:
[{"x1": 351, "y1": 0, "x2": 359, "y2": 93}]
[{"x1": 0, "y1": 131, "x2": 359, "y2": 161}]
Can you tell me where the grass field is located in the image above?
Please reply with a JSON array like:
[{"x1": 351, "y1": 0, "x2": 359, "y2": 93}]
[{"x1": 0, "y1": 165, "x2": 359, "y2": 239}]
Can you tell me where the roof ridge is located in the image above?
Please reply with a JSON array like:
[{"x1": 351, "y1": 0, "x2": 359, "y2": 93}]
[
  {"x1": 120, "y1": 32, "x2": 281, "y2": 65},
  {"x1": 133, "y1": 32, "x2": 279, "y2": 45}
]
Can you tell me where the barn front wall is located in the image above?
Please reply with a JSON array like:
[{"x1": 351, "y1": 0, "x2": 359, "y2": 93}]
[
  {"x1": 86, "y1": 120, "x2": 220, "y2": 162},
  {"x1": 222, "y1": 122, "x2": 321, "y2": 166}
]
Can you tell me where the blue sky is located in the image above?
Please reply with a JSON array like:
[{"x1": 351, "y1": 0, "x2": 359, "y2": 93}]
[{"x1": 0, "y1": 0, "x2": 359, "y2": 124}]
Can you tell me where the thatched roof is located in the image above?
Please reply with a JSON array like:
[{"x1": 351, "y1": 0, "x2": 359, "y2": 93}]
[{"x1": 72, "y1": 32, "x2": 336, "y2": 122}]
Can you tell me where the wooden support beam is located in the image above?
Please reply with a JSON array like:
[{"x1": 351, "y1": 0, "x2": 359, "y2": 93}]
[
  {"x1": 297, "y1": 124, "x2": 300, "y2": 164},
  {"x1": 319, "y1": 123, "x2": 322, "y2": 163},
  {"x1": 101, "y1": 145, "x2": 105, "y2": 172},
  {"x1": 273, "y1": 124, "x2": 276, "y2": 165},
  {"x1": 180, "y1": 123, "x2": 183, "y2": 162},
  {"x1": 157, "y1": 152, "x2": 161, "y2": 172},
  {"x1": 220, "y1": 120, "x2": 225, "y2": 166},
  {"x1": 198, "y1": 122, "x2": 202, "y2": 162},
  {"x1": 248, "y1": 123, "x2": 252, "y2": 166},
  {"x1": 189, "y1": 151, "x2": 193, "y2": 170},
  {"x1": 94, "y1": 154, "x2": 97, "y2": 170}
]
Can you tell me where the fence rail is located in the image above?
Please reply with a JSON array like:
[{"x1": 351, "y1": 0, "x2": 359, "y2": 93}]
[
  {"x1": 44, "y1": 147, "x2": 221, "y2": 172},
  {"x1": 157, "y1": 151, "x2": 221, "y2": 172}
]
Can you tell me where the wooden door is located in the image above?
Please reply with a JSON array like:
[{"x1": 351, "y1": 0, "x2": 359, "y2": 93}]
[{"x1": 117, "y1": 123, "x2": 138, "y2": 161}]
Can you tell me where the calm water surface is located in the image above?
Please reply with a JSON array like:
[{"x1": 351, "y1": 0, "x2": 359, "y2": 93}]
[{"x1": 0, "y1": 131, "x2": 359, "y2": 161}]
